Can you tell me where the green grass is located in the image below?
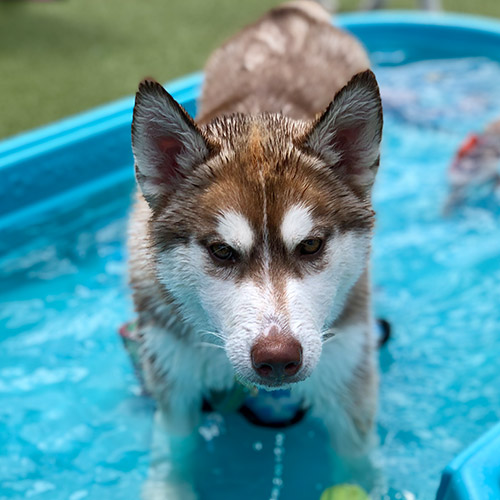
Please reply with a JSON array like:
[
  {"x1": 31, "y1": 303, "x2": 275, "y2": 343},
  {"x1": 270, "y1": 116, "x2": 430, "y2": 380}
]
[{"x1": 1, "y1": 0, "x2": 500, "y2": 139}]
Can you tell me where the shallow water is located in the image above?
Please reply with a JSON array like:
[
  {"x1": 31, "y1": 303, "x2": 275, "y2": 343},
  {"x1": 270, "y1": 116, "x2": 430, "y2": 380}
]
[{"x1": 1, "y1": 58, "x2": 500, "y2": 500}]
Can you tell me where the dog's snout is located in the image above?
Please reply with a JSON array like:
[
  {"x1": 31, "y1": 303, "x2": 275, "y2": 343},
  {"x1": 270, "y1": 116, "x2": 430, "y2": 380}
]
[{"x1": 251, "y1": 326, "x2": 302, "y2": 380}]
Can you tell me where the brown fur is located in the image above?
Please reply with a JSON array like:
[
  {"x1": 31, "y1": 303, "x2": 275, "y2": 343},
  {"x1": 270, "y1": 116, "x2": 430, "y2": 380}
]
[
  {"x1": 129, "y1": 3, "x2": 383, "y2": 494},
  {"x1": 140, "y1": 112, "x2": 375, "y2": 287}
]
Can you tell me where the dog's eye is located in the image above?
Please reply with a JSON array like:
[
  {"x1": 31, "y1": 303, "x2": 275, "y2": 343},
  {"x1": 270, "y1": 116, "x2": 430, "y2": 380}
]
[
  {"x1": 208, "y1": 242, "x2": 236, "y2": 262},
  {"x1": 297, "y1": 238, "x2": 323, "y2": 256}
]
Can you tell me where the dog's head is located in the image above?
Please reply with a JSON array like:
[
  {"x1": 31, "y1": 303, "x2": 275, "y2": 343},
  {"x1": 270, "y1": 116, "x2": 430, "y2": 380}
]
[{"x1": 132, "y1": 71, "x2": 383, "y2": 389}]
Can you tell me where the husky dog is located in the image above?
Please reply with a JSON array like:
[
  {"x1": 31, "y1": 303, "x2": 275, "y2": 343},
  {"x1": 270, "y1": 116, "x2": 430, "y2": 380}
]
[{"x1": 129, "y1": 1, "x2": 383, "y2": 497}]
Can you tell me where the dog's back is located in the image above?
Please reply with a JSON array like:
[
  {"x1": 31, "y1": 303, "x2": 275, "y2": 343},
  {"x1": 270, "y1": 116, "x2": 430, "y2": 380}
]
[{"x1": 198, "y1": 1, "x2": 370, "y2": 122}]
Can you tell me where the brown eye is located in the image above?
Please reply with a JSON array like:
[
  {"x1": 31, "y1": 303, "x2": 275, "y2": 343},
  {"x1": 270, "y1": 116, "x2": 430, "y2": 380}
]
[
  {"x1": 298, "y1": 238, "x2": 323, "y2": 256},
  {"x1": 208, "y1": 242, "x2": 236, "y2": 262}
]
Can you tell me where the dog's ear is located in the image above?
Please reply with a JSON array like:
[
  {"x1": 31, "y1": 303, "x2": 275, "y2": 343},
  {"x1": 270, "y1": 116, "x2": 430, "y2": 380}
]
[
  {"x1": 132, "y1": 79, "x2": 211, "y2": 208},
  {"x1": 302, "y1": 70, "x2": 383, "y2": 194}
]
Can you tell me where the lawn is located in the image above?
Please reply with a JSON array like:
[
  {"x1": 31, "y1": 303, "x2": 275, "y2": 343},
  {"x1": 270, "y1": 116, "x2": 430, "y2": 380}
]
[{"x1": 1, "y1": 0, "x2": 500, "y2": 139}]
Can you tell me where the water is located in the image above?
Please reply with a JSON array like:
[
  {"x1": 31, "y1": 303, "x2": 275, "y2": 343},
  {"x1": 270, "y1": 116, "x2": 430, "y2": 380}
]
[
  {"x1": 373, "y1": 57, "x2": 500, "y2": 498},
  {"x1": 1, "y1": 57, "x2": 500, "y2": 500}
]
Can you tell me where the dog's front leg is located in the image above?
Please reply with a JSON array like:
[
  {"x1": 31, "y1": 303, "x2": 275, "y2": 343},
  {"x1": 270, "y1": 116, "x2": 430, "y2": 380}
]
[
  {"x1": 305, "y1": 328, "x2": 381, "y2": 492},
  {"x1": 318, "y1": 386, "x2": 383, "y2": 495},
  {"x1": 331, "y1": 370, "x2": 385, "y2": 495},
  {"x1": 142, "y1": 398, "x2": 201, "y2": 500},
  {"x1": 320, "y1": 394, "x2": 379, "y2": 490}
]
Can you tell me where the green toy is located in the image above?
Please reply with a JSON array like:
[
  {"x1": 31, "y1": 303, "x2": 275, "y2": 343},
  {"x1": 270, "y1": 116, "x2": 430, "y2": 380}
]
[{"x1": 320, "y1": 484, "x2": 370, "y2": 500}]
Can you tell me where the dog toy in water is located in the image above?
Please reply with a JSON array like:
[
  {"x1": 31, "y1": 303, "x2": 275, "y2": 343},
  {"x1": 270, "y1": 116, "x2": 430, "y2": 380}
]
[{"x1": 320, "y1": 484, "x2": 369, "y2": 500}]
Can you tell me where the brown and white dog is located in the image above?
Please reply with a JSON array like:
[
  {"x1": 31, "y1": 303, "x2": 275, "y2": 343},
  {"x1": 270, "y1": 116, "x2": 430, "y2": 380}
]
[{"x1": 129, "y1": 1, "x2": 383, "y2": 498}]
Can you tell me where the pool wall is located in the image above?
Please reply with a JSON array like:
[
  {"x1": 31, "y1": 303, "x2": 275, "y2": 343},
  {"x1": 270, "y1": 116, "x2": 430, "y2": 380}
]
[
  {"x1": 1, "y1": 11, "x2": 500, "y2": 500},
  {"x1": 0, "y1": 72, "x2": 200, "y2": 231},
  {"x1": 436, "y1": 422, "x2": 500, "y2": 500}
]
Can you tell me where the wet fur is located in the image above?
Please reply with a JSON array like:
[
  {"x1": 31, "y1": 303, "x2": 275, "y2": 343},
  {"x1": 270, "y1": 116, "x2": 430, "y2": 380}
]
[{"x1": 129, "y1": 2, "x2": 383, "y2": 497}]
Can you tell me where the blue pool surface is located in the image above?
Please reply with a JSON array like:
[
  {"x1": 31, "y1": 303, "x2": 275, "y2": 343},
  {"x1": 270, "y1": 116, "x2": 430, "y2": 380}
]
[{"x1": 1, "y1": 12, "x2": 500, "y2": 500}]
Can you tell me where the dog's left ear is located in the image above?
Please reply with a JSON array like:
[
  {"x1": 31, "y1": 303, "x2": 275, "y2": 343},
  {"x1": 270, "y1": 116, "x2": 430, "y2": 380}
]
[{"x1": 302, "y1": 70, "x2": 383, "y2": 193}]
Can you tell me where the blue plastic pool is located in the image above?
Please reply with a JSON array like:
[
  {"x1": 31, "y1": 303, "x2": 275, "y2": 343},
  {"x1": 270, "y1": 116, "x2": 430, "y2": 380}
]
[{"x1": 1, "y1": 12, "x2": 500, "y2": 500}]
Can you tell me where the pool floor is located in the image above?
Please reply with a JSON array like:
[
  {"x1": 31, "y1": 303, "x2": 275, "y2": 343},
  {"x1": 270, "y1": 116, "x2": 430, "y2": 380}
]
[{"x1": 1, "y1": 57, "x2": 500, "y2": 500}]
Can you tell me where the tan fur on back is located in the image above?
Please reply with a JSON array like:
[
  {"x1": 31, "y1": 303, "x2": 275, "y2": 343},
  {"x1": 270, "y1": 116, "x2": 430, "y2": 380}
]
[{"x1": 198, "y1": 1, "x2": 370, "y2": 122}]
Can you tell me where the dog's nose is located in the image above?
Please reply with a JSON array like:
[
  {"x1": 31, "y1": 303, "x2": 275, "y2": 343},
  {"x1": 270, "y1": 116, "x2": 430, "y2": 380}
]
[{"x1": 251, "y1": 325, "x2": 302, "y2": 380}]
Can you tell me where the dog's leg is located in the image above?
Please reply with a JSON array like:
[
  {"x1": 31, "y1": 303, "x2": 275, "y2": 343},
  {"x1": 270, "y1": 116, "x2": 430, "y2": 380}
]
[
  {"x1": 323, "y1": 379, "x2": 383, "y2": 493},
  {"x1": 142, "y1": 403, "x2": 201, "y2": 500},
  {"x1": 140, "y1": 326, "x2": 203, "y2": 500},
  {"x1": 322, "y1": 390, "x2": 379, "y2": 490},
  {"x1": 301, "y1": 322, "x2": 381, "y2": 491}
]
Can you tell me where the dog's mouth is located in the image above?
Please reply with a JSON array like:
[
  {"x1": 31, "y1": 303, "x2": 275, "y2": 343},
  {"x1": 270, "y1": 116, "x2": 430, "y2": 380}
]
[
  {"x1": 254, "y1": 378, "x2": 300, "y2": 390},
  {"x1": 237, "y1": 370, "x2": 307, "y2": 391}
]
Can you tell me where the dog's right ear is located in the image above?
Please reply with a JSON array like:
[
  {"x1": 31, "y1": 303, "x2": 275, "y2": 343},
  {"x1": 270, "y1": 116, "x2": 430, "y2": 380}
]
[{"x1": 132, "y1": 79, "x2": 211, "y2": 209}]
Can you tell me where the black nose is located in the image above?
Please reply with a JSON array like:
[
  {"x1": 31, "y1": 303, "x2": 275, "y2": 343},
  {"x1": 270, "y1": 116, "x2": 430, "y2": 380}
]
[{"x1": 251, "y1": 325, "x2": 302, "y2": 380}]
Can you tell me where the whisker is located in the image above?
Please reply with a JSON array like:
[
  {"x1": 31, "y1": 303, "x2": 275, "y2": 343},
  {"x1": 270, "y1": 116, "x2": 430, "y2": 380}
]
[
  {"x1": 200, "y1": 331, "x2": 226, "y2": 341},
  {"x1": 198, "y1": 330, "x2": 227, "y2": 348},
  {"x1": 196, "y1": 341, "x2": 225, "y2": 350}
]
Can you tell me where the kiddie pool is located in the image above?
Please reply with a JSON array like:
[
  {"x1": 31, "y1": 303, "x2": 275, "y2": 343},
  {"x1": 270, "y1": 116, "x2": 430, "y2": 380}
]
[{"x1": 1, "y1": 11, "x2": 500, "y2": 500}]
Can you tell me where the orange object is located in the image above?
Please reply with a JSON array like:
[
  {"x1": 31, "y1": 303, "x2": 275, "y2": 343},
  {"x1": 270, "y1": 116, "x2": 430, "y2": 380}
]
[{"x1": 456, "y1": 134, "x2": 479, "y2": 158}]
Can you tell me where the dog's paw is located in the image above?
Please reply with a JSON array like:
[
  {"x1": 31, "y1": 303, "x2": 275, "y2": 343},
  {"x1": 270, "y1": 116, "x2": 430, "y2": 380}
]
[{"x1": 142, "y1": 478, "x2": 198, "y2": 500}]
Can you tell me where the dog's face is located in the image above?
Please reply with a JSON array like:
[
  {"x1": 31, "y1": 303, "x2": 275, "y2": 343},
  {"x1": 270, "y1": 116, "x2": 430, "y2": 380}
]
[{"x1": 132, "y1": 72, "x2": 382, "y2": 389}]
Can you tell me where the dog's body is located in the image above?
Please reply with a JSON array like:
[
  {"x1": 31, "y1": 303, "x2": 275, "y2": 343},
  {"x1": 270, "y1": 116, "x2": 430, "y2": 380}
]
[{"x1": 129, "y1": 2, "x2": 383, "y2": 497}]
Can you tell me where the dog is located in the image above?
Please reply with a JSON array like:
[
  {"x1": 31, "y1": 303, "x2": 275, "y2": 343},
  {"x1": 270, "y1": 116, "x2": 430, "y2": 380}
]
[{"x1": 129, "y1": 1, "x2": 383, "y2": 497}]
